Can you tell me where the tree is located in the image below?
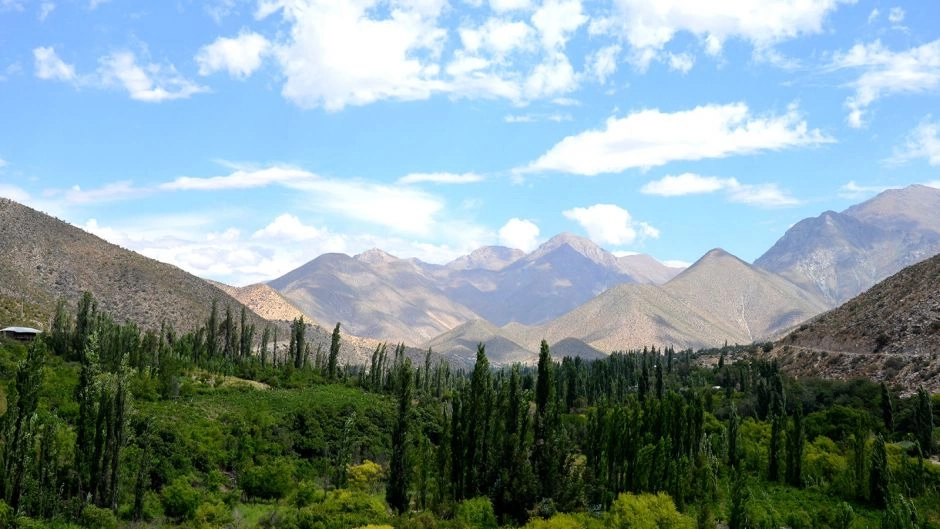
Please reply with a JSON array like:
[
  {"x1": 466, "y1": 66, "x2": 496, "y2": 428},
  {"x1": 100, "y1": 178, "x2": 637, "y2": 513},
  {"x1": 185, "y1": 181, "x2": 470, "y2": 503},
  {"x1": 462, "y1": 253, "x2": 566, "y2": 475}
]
[
  {"x1": 869, "y1": 435, "x2": 890, "y2": 508},
  {"x1": 786, "y1": 403, "x2": 805, "y2": 488},
  {"x1": 387, "y1": 357, "x2": 413, "y2": 513},
  {"x1": 881, "y1": 383, "x2": 894, "y2": 435},
  {"x1": 533, "y1": 340, "x2": 559, "y2": 500},
  {"x1": 913, "y1": 387, "x2": 934, "y2": 456},
  {"x1": 328, "y1": 322, "x2": 341, "y2": 379},
  {"x1": 0, "y1": 339, "x2": 46, "y2": 511},
  {"x1": 768, "y1": 412, "x2": 784, "y2": 482},
  {"x1": 727, "y1": 403, "x2": 739, "y2": 469}
]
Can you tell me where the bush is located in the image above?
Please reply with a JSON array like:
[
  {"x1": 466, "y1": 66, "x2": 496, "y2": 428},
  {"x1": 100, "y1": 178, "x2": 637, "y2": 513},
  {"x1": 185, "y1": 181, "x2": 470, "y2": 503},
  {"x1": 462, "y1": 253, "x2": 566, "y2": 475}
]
[
  {"x1": 455, "y1": 497, "x2": 497, "y2": 529},
  {"x1": 80, "y1": 505, "x2": 118, "y2": 529},
  {"x1": 241, "y1": 459, "x2": 294, "y2": 500},
  {"x1": 193, "y1": 501, "x2": 234, "y2": 529},
  {"x1": 161, "y1": 476, "x2": 201, "y2": 520},
  {"x1": 348, "y1": 460, "x2": 383, "y2": 492},
  {"x1": 607, "y1": 493, "x2": 693, "y2": 529}
]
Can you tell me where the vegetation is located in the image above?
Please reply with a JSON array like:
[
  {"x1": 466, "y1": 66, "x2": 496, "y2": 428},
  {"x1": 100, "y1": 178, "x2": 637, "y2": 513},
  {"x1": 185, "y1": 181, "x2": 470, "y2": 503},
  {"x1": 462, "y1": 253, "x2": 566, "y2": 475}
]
[{"x1": 1, "y1": 294, "x2": 939, "y2": 528}]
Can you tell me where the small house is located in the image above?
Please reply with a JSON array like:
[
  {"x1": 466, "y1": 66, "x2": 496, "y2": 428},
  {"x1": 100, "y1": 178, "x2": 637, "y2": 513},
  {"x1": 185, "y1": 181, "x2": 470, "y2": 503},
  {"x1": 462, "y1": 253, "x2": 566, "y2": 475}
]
[{"x1": 0, "y1": 326, "x2": 42, "y2": 341}]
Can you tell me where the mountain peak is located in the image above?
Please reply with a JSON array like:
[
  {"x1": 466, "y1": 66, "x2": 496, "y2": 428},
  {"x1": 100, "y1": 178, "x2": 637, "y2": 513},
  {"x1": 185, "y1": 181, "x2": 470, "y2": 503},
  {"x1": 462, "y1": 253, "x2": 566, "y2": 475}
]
[
  {"x1": 845, "y1": 184, "x2": 940, "y2": 232},
  {"x1": 354, "y1": 248, "x2": 400, "y2": 265},
  {"x1": 446, "y1": 245, "x2": 524, "y2": 271},
  {"x1": 527, "y1": 232, "x2": 611, "y2": 264}
]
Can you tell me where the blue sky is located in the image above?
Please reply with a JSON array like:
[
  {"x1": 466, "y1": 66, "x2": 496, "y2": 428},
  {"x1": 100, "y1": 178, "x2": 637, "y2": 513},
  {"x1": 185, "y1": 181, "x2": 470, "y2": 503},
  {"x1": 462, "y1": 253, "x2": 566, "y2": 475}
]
[{"x1": 1, "y1": 0, "x2": 939, "y2": 286}]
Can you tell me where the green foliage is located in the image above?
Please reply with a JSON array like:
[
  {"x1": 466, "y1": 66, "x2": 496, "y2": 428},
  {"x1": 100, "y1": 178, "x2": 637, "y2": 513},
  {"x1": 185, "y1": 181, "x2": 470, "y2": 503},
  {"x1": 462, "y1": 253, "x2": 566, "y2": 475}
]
[
  {"x1": 607, "y1": 492, "x2": 694, "y2": 529},
  {"x1": 80, "y1": 504, "x2": 117, "y2": 529},
  {"x1": 348, "y1": 460, "x2": 383, "y2": 493},
  {"x1": 161, "y1": 476, "x2": 202, "y2": 520},
  {"x1": 193, "y1": 501, "x2": 235, "y2": 529},
  {"x1": 294, "y1": 489, "x2": 389, "y2": 529},
  {"x1": 241, "y1": 459, "x2": 294, "y2": 500},
  {"x1": 455, "y1": 497, "x2": 498, "y2": 529}
]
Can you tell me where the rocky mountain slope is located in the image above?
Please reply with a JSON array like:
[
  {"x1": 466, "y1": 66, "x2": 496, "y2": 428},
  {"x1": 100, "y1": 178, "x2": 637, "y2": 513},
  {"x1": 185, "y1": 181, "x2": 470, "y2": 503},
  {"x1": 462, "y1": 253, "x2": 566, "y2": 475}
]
[
  {"x1": 209, "y1": 281, "x2": 306, "y2": 322},
  {"x1": 766, "y1": 253, "x2": 940, "y2": 393},
  {"x1": 0, "y1": 198, "x2": 392, "y2": 367},
  {"x1": 271, "y1": 233, "x2": 683, "y2": 345},
  {"x1": 0, "y1": 198, "x2": 263, "y2": 333},
  {"x1": 426, "y1": 248, "x2": 827, "y2": 360},
  {"x1": 755, "y1": 185, "x2": 940, "y2": 305},
  {"x1": 269, "y1": 251, "x2": 481, "y2": 344}
]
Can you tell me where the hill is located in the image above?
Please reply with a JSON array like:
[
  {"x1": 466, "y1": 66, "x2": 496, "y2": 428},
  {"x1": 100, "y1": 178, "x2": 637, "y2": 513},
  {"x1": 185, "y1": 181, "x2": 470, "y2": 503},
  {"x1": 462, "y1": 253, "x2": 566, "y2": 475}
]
[
  {"x1": 0, "y1": 198, "x2": 264, "y2": 333},
  {"x1": 756, "y1": 185, "x2": 940, "y2": 305},
  {"x1": 209, "y1": 281, "x2": 307, "y2": 322}
]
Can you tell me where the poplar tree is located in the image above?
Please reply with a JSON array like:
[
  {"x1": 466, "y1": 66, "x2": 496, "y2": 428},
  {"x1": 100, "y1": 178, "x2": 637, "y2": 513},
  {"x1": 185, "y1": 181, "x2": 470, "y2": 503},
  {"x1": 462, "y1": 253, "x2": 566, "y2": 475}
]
[
  {"x1": 914, "y1": 387, "x2": 934, "y2": 455},
  {"x1": 328, "y1": 322, "x2": 341, "y2": 379}
]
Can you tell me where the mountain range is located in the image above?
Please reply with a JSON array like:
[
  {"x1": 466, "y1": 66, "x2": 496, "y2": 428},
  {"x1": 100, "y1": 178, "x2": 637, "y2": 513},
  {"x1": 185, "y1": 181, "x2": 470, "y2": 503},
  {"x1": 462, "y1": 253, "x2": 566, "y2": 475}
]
[
  {"x1": 2, "y1": 184, "x2": 939, "y2": 368},
  {"x1": 265, "y1": 184, "x2": 940, "y2": 363}
]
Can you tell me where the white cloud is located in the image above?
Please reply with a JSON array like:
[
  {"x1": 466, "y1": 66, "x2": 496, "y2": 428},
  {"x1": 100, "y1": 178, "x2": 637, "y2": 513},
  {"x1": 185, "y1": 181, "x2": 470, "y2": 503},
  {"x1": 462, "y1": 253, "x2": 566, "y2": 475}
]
[
  {"x1": 0, "y1": 157, "x2": 6, "y2": 168},
  {"x1": 662, "y1": 259, "x2": 691, "y2": 269},
  {"x1": 51, "y1": 181, "x2": 151, "y2": 204},
  {"x1": 258, "y1": 0, "x2": 448, "y2": 111},
  {"x1": 562, "y1": 203, "x2": 658, "y2": 245},
  {"x1": 595, "y1": 0, "x2": 848, "y2": 64},
  {"x1": 666, "y1": 52, "x2": 694, "y2": 73},
  {"x1": 887, "y1": 119, "x2": 940, "y2": 166},
  {"x1": 33, "y1": 47, "x2": 76, "y2": 82},
  {"x1": 88, "y1": 0, "x2": 109, "y2": 9},
  {"x1": 641, "y1": 173, "x2": 738, "y2": 196},
  {"x1": 531, "y1": 0, "x2": 586, "y2": 50},
  {"x1": 586, "y1": 45, "x2": 621, "y2": 83},
  {"x1": 867, "y1": 8, "x2": 879, "y2": 24},
  {"x1": 522, "y1": 102, "x2": 832, "y2": 175},
  {"x1": 397, "y1": 172, "x2": 485, "y2": 184},
  {"x1": 831, "y1": 40, "x2": 940, "y2": 128},
  {"x1": 642, "y1": 173, "x2": 799, "y2": 207},
  {"x1": 504, "y1": 112, "x2": 571, "y2": 123},
  {"x1": 0, "y1": 184, "x2": 30, "y2": 202},
  {"x1": 490, "y1": 0, "x2": 531, "y2": 13},
  {"x1": 252, "y1": 213, "x2": 325, "y2": 241},
  {"x1": 196, "y1": 31, "x2": 270, "y2": 79},
  {"x1": 888, "y1": 7, "x2": 905, "y2": 24},
  {"x1": 161, "y1": 167, "x2": 313, "y2": 190},
  {"x1": 38, "y1": 1, "x2": 54, "y2": 21},
  {"x1": 498, "y1": 218, "x2": 540, "y2": 251},
  {"x1": 727, "y1": 183, "x2": 799, "y2": 207},
  {"x1": 838, "y1": 181, "x2": 895, "y2": 200},
  {"x1": 925, "y1": 181, "x2": 940, "y2": 189},
  {"x1": 98, "y1": 51, "x2": 208, "y2": 102}
]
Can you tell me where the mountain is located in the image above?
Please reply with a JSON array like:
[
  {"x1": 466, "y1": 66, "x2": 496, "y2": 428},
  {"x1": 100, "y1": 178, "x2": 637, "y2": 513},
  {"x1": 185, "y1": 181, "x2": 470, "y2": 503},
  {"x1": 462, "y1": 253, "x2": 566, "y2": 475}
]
[
  {"x1": 768, "y1": 253, "x2": 940, "y2": 393},
  {"x1": 209, "y1": 281, "x2": 307, "y2": 322},
  {"x1": 426, "y1": 248, "x2": 826, "y2": 359},
  {"x1": 755, "y1": 185, "x2": 940, "y2": 305},
  {"x1": 782, "y1": 252, "x2": 940, "y2": 355},
  {"x1": 664, "y1": 249, "x2": 828, "y2": 343},
  {"x1": 270, "y1": 233, "x2": 681, "y2": 344},
  {"x1": 423, "y1": 319, "x2": 534, "y2": 366},
  {"x1": 0, "y1": 198, "x2": 265, "y2": 333},
  {"x1": 444, "y1": 245, "x2": 524, "y2": 271},
  {"x1": 438, "y1": 233, "x2": 665, "y2": 326},
  {"x1": 269, "y1": 251, "x2": 480, "y2": 344}
]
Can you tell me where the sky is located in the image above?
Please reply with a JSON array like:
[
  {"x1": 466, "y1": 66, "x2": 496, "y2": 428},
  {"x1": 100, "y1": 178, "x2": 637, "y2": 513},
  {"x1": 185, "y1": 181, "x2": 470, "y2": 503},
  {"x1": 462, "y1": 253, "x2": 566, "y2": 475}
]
[{"x1": 1, "y1": 0, "x2": 939, "y2": 286}]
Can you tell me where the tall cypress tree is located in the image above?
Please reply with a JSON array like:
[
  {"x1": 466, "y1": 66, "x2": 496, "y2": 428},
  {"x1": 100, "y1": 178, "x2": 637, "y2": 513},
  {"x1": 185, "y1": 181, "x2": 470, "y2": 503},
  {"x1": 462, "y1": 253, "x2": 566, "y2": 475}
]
[
  {"x1": 533, "y1": 340, "x2": 558, "y2": 500},
  {"x1": 328, "y1": 322, "x2": 341, "y2": 379},
  {"x1": 914, "y1": 387, "x2": 934, "y2": 456},
  {"x1": 464, "y1": 344, "x2": 490, "y2": 497},
  {"x1": 727, "y1": 403, "x2": 740, "y2": 469},
  {"x1": 881, "y1": 383, "x2": 894, "y2": 435},
  {"x1": 786, "y1": 403, "x2": 805, "y2": 487},
  {"x1": 387, "y1": 357, "x2": 413, "y2": 513},
  {"x1": 869, "y1": 435, "x2": 890, "y2": 508}
]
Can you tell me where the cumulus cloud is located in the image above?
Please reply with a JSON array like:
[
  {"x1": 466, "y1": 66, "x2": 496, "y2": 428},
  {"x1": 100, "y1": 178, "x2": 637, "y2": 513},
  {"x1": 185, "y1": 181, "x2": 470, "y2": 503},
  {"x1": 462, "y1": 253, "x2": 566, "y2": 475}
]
[
  {"x1": 98, "y1": 51, "x2": 208, "y2": 102},
  {"x1": 562, "y1": 204, "x2": 658, "y2": 245},
  {"x1": 838, "y1": 181, "x2": 896, "y2": 200},
  {"x1": 641, "y1": 173, "x2": 737, "y2": 196},
  {"x1": 888, "y1": 7, "x2": 905, "y2": 24},
  {"x1": 887, "y1": 119, "x2": 940, "y2": 166},
  {"x1": 642, "y1": 173, "x2": 800, "y2": 207},
  {"x1": 0, "y1": 184, "x2": 30, "y2": 202},
  {"x1": 196, "y1": 31, "x2": 270, "y2": 79},
  {"x1": 593, "y1": 0, "x2": 849, "y2": 68},
  {"x1": 252, "y1": 213, "x2": 325, "y2": 241},
  {"x1": 830, "y1": 40, "x2": 940, "y2": 127},
  {"x1": 522, "y1": 102, "x2": 832, "y2": 175},
  {"x1": 33, "y1": 47, "x2": 76, "y2": 82},
  {"x1": 498, "y1": 218, "x2": 540, "y2": 251},
  {"x1": 38, "y1": 1, "x2": 54, "y2": 21},
  {"x1": 397, "y1": 172, "x2": 485, "y2": 184},
  {"x1": 34, "y1": 46, "x2": 207, "y2": 102},
  {"x1": 257, "y1": 0, "x2": 448, "y2": 111}
]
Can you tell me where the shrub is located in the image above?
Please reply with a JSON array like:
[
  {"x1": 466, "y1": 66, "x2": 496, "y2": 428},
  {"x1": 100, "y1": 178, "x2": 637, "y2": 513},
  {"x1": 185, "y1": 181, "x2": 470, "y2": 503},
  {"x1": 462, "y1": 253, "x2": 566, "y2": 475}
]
[
  {"x1": 241, "y1": 459, "x2": 294, "y2": 500},
  {"x1": 80, "y1": 505, "x2": 118, "y2": 529},
  {"x1": 455, "y1": 497, "x2": 498, "y2": 529},
  {"x1": 161, "y1": 476, "x2": 201, "y2": 520},
  {"x1": 607, "y1": 492, "x2": 693, "y2": 529},
  {"x1": 348, "y1": 460, "x2": 383, "y2": 493},
  {"x1": 193, "y1": 501, "x2": 234, "y2": 529}
]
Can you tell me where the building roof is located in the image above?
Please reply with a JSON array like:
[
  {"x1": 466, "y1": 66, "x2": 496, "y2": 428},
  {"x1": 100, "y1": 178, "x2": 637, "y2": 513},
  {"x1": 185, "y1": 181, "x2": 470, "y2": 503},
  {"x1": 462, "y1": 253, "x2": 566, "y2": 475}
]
[{"x1": 1, "y1": 326, "x2": 42, "y2": 334}]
